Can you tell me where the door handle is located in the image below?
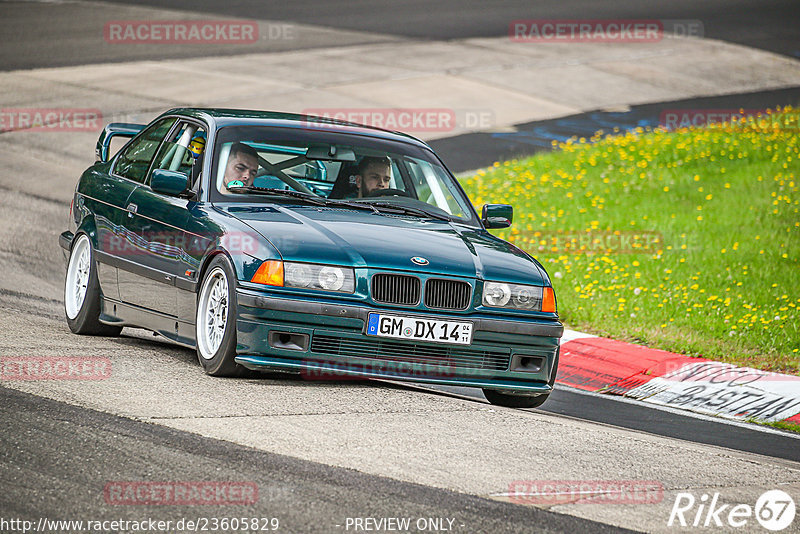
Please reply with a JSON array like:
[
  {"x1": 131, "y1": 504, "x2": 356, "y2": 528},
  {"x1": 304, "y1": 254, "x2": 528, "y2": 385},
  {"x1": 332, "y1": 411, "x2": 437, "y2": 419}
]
[{"x1": 126, "y1": 203, "x2": 137, "y2": 218}]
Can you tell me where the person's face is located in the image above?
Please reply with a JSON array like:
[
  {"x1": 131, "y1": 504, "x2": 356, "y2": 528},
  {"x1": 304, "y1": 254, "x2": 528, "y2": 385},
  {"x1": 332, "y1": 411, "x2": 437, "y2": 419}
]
[
  {"x1": 224, "y1": 151, "x2": 258, "y2": 185},
  {"x1": 356, "y1": 164, "x2": 392, "y2": 197}
]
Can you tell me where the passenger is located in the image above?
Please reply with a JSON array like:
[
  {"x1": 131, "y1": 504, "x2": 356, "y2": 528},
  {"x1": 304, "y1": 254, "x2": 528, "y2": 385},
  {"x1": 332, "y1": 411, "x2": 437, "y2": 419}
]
[
  {"x1": 223, "y1": 143, "x2": 259, "y2": 187},
  {"x1": 355, "y1": 156, "x2": 392, "y2": 197}
]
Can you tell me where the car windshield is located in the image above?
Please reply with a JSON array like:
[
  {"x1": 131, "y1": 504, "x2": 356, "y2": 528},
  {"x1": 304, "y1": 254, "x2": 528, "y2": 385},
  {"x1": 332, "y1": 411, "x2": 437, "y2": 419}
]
[{"x1": 210, "y1": 125, "x2": 478, "y2": 225}]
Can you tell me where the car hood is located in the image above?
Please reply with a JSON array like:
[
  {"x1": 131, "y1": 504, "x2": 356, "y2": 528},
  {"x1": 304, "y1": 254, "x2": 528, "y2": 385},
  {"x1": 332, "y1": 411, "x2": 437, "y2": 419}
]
[{"x1": 221, "y1": 204, "x2": 548, "y2": 285}]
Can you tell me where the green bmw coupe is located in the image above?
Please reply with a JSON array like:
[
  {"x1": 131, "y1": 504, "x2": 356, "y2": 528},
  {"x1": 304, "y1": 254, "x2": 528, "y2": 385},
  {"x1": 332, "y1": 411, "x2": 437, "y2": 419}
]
[{"x1": 60, "y1": 108, "x2": 563, "y2": 408}]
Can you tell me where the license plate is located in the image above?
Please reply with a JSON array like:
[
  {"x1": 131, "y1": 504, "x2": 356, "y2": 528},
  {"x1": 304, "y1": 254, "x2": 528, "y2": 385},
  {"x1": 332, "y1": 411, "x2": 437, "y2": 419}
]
[{"x1": 366, "y1": 313, "x2": 473, "y2": 345}]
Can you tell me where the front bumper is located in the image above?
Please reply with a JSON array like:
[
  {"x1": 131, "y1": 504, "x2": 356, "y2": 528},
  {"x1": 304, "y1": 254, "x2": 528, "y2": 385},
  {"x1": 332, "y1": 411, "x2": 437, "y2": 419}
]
[
  {"x1": 235, "y1": 288, "x2": 562, "y2": 394},
  {"x1": 59, "y1": 230, "x2": 74, "y2": 261}
]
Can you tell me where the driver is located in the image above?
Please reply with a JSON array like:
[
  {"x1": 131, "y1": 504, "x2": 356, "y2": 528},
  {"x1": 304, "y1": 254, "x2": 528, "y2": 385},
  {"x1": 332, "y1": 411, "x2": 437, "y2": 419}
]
[
  {"x1": 223, "y1": 142, "x2": 259, "y2": 187},
  {"x1": 355, "y1": 156, "x2": 392, "y2": 197}
]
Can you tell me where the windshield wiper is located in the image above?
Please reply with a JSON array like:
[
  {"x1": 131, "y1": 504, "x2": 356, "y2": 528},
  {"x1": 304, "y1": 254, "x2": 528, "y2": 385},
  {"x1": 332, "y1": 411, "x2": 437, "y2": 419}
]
[
  {"x1": 226, "y1": 186, "x2": 379, "y2": 213},
  {"x1": 226, "y1": 185, "x2": 328, "y2": 204},
  {"x1": 367, "y1": 202, "x2": 451, "y2": 222},
  {"x1": 226, "y1": 187, "x2": 447, "y2": 221}
]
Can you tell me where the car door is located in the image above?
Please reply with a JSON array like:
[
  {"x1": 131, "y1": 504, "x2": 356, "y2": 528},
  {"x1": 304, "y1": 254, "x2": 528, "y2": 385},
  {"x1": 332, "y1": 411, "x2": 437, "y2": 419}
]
[
  {"x1": 90, "y1": 117, "x2": 177, "y2": 302},
  {"x1": 118, "y1": 120, "x2": 206, "y2": 319}
]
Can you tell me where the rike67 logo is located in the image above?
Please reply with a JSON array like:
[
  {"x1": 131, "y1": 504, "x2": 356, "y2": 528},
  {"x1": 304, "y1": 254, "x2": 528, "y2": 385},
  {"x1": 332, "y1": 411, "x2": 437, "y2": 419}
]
[{"x1": 668, "y1": 489, "x2": 795, "y2": 531}]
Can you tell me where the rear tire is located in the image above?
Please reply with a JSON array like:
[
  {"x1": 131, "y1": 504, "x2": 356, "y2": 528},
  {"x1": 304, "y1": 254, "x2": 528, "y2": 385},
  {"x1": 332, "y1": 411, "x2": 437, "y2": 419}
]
[
  {"x1": 195, "y1": 255, "x2": 249, "y2": 377},
  {"x1": 64, "y1": 233, "x2": 122, "y2": 336},
  {"x1": 482, "y1": 389, "x2": 550, "y2": 409}
]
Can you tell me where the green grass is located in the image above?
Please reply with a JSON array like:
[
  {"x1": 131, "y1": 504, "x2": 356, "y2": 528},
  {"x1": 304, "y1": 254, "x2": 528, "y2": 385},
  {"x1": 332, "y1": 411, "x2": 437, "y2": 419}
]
[
  {"x1": 459, "y1": 108, "x2": 799, "y2": 374},
  {"x1": 748, "y1": 418, "x2": 800, "y2": 434}
]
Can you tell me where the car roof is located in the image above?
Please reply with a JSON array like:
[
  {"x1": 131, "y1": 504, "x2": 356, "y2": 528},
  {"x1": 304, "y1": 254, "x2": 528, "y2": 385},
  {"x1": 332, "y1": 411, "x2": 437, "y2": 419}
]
[{"x1": 162, "y1": 107, "x2": 432, "y2": 149}]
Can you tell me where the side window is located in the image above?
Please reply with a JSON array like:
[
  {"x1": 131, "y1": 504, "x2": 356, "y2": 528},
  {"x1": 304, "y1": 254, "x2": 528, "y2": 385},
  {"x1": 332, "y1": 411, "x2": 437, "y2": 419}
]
[
  {"x1": 150, "y1": 121, "x2": 207, "y2": 187},
  {"x1": 389, "y1": 160, "x2": 404, "y2": 192},
  {"x1": 405, "y1": 159, "x2": 466, "y2": 217},
  {"x1": 112, "y1": 118, "x2": 176, "y2": 183}
]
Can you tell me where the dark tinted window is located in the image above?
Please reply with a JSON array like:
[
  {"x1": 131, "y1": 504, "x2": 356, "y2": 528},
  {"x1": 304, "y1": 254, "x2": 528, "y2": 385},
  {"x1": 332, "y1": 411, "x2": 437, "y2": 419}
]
[
  {"x1": 150, "y1": 121, "x2": 207, "y2": 186},
  {"x1": 112, "y1": 117, "x2": 176, "y2": 183}
]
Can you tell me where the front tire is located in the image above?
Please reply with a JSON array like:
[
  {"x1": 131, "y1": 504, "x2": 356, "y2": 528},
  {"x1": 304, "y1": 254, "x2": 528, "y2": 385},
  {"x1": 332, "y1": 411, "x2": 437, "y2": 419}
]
[
  {"x1": 195, "y1": 255, "x2": 248, "y2": 377},
  {"x1": 64, "y1": 233, "x2": 122, "y2": 336},
  {"x1": 482, "y1": 389, "x2": 550, "y2": 409}
]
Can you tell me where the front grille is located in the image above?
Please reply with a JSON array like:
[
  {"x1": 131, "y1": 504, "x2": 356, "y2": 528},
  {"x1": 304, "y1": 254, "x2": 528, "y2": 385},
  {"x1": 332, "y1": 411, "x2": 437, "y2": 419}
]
[
  {"x1": 311, "y1": 335, "x2": 510, "y2": 371},
  {"x1": 371, "y1": 273, "x2": 420, "y2": 306},
  {"x1": 425, "y1": 278, "x2": 472, "y2": 310}
]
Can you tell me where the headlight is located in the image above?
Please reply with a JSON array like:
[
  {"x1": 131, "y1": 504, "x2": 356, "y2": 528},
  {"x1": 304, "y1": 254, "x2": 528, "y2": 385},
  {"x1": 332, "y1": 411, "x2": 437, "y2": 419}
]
[
  {"x1": 483, "y1": 282, "x2": 511, "y2": 306},
  {"x1": 284, "y1": 262, "x2": 355, "y2": 293},
  {"x1": 318, "y1": 266, "x2": 346, "y2": 291},
  {"x1": 482, "y1": 282, "x2": 556, "y2": 312},
  {"x1": 285, "y1": 263, "x2": 313, "y2": 287}
]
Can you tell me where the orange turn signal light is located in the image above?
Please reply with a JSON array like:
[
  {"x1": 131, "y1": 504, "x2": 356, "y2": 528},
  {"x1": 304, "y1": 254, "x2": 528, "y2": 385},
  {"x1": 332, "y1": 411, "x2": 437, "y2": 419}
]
[
  {"x1": 541, "y1": 286, "x2": 556, "y2": 313},
  {"x1": 251, "y1": 260, "x2": 284, "y2": 286}
]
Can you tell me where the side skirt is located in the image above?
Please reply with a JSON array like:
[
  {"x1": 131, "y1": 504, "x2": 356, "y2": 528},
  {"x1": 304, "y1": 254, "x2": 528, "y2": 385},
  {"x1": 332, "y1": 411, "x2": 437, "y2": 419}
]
[{"x1": 100, "y1": 297, "x2": 196, "y2": 348}]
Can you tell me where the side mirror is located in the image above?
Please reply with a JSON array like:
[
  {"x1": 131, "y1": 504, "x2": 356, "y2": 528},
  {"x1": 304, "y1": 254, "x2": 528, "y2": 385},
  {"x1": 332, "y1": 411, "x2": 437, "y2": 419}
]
[
  {"x1": 151, "y1": 169, "x2": 190, "y2": 197},
  {"x1": 482, "y1": 204, "x2": 513, "y2": 229}
]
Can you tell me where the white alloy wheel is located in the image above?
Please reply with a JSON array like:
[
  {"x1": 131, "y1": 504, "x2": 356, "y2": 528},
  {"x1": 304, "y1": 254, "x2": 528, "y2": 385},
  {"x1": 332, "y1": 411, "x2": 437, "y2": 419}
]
[
  {"x1": 196, "y1": 266, "x2": 229, "y2": 359},
  {"x1": 65, "y1": 235, "x2": 91, "y2": 320}
]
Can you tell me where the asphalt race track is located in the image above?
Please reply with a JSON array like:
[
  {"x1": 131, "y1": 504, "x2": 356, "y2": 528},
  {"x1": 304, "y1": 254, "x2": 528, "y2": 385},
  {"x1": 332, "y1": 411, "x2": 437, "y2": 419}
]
[
  {"x1": 100, "y1": 0, "x2": 800, "y2": 57},
  {"x1": 1, "y1": 1, "x2": 800, "y2": 532},
  {"x1": 1, "y1": 386, "x2": 628, "y2": 534},
  {"x1": 2, "y1": 0, "x2": 799, "y2": 70}
]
